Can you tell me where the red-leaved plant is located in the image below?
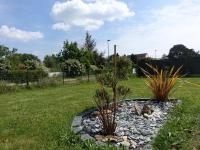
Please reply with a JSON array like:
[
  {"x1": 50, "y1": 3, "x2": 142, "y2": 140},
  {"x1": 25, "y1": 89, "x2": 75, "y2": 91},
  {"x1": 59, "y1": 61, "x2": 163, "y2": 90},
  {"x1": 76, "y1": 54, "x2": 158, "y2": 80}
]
[{"x1": 94, "y1": 46, "x2": 130, "y2": 135}]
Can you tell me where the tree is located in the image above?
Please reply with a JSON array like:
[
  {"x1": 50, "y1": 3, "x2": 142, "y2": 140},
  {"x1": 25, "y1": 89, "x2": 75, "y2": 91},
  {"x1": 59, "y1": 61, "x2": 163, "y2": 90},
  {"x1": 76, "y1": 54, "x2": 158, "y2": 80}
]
[
  {"x1": 84, "y1": 31, "x2": 96, "y2": 52},
  {"x1": 109, "y1": 55, "x2": 132, "y2": 79},
  {"x1": 79, "y1": 49, "x2": 104, "y2": 81},
  {"x1": 0, "y1": 45, "x2": 17, "y2": 59},
  {"x1": 79, "y1": 50, "x2": 92, "y2": 81},
  {"x1": 8, "y1": 53, "x2": 40, "y2": 70},
  {"x1": 0, "y1": 45, "x2": 10, "y2": 72},
  {"x1": 43, "y1": 54, "x2": 60, "y2": 71},
  {"x1": 58, "y1": 41, "x2": 81, "y2": 62},
  {"x1": 168, "y1": 44, "x2": 200, "y2": 59},
  {"x1": 116, "y1": 56, "x2": 133, "y2": 79},
  {"x1": 0, "y1": 60, "x2": 10, "y2": 72},
  {"x1": 94, "y1": 48, "x2": 130, "y2": 135},
  {"x1": 92, "y1": 51, "x2": 106, "y2": 68},
  {"x1": 0, "y1": 45, "x2": 43, "y2": 71},
  {"x1": 83, "y1": 31, "x2": 106, "y2": 67},
  {"x1": 162, "y1": 54, "x2": 168, "y2": 59},
  {"x1": 24, "y1": 60, "x2": 37, "y2": 70}
]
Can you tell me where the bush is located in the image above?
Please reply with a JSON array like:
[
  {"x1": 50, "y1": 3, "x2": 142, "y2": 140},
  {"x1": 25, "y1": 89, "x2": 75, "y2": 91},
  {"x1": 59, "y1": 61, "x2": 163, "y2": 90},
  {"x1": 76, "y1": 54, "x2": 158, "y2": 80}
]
[
  {"x1": 0, "y1": 81, "x2": 17, "y2": 94},
  {"x1": 62, "y1": 59, "x2": 84, "y2": 77}
]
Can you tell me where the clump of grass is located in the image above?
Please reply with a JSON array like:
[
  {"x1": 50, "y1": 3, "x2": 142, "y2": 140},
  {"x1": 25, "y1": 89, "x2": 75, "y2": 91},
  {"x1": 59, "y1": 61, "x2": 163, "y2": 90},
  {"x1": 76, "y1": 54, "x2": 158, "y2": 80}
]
[
  {"x1": 58, "y1": 130, "x2": 119, "y2": 150},
  {"x1": 141, "y1": 63, "x2": 182, "y2": 101},
  {"x1": 36, "y1": 77, "x2": 62, "y2": 88},
  {"x1": 0, "y1": 81, "x2": 17, "y2": 94}
]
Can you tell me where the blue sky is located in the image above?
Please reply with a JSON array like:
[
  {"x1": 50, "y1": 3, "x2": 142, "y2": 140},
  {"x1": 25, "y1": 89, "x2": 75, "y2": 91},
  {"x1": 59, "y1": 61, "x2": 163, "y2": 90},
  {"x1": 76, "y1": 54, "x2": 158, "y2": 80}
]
[{"x1": 0, "y1": 0, "x2": 200, "y2": 60}]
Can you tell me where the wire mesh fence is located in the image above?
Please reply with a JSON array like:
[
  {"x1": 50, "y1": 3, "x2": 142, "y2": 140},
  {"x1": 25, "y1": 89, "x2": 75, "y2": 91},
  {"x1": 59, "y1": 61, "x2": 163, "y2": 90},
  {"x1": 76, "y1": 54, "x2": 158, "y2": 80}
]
[{"x1": 0, "y1": 70, "x2": 96, "y2": 88}]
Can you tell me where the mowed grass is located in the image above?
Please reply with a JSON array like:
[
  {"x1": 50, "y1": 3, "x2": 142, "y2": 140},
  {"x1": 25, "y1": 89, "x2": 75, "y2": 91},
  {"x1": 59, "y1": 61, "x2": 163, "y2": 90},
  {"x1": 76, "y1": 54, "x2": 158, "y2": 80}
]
[{"x1": 0, "y1": 78, "x2": 199, "y2": 150}]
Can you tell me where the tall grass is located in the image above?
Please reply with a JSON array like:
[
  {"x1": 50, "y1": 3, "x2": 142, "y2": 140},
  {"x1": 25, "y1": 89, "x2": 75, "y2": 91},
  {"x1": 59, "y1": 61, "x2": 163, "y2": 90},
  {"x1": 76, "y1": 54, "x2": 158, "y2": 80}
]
[
  {"x1": 0, "y1": 81, "x2": 17, "y2": 94},
  {"x1": 36, "y1": 77, "x2": 62, "y2": 88}
]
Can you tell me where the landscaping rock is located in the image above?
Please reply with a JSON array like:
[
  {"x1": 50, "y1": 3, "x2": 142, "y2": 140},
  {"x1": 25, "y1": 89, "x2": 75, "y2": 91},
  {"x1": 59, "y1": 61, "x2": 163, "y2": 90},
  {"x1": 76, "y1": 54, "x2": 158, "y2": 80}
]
[
  {"x1": 71, "y1": 116, "x2": 82, "y2": 127},
  {"x1": 72, "y1": 99, "x2": 181, "y2": 149},
  {"x1": 130, "y1": 140, "x2": 137, "y2": 148},
  {"x1": 95, "y1": 135, "x2": 103, "y2": 141},
  {"x1": 81, "y1": 134, "x2": 94, "y2": 141},
  {"x1": 73, "y1": 126, "x2": 83, "y2": 134},
  {"x1": 121, "y1": 141, "x2": 131, "y2": 147},
  {"x1": 102, "y1": 135, "x2": 118, "y2": 143}
]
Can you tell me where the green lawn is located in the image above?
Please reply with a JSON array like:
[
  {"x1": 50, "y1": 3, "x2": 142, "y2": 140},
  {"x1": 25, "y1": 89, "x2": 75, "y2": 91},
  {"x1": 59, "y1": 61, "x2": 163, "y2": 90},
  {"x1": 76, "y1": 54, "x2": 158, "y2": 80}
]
[{"x1": 0, "y1": 78, "x2": 199, "y2": 150}]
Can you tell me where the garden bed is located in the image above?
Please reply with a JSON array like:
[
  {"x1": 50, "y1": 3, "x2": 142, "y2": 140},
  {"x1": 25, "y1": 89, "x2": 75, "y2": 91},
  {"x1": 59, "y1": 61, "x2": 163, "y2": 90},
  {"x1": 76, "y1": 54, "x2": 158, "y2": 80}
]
[{"x1": 71, "y1": 99, "x2": 182, "y2": 149}]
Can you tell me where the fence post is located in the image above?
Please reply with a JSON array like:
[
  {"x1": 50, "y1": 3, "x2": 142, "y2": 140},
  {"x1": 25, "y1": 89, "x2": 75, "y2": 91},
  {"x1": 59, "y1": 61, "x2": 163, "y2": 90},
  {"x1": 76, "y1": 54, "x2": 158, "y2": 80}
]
[{"x1": 26, "y1": 69, "x2": 29, "y2": 88}]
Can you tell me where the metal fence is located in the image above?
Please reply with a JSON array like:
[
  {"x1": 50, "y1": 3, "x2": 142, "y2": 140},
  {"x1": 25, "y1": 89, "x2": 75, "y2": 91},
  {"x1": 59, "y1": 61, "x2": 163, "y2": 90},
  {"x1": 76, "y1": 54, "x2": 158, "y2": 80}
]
[{"x1": 0, "y1": 70, "x2": 96, "y2": 87}]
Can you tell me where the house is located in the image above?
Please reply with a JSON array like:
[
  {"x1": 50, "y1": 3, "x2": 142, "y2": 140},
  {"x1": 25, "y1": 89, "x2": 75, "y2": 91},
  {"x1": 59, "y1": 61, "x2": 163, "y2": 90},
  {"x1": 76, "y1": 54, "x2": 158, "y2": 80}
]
[{"x1": 135, "y1": 53, "x2": 147, "y2": 61}]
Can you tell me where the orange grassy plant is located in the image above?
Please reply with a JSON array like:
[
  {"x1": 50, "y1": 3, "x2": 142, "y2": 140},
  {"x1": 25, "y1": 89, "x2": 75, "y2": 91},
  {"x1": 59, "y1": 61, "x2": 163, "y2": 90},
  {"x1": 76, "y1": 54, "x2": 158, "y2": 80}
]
[{"x1": 141, "y1": 63, "x2": 182, "y2": 101}]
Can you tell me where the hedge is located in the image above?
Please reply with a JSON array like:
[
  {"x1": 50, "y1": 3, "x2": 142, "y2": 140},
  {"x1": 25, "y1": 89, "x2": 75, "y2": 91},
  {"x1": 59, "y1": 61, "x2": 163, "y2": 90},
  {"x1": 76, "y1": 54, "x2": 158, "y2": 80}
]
[
  {"x1": 0, "y1": 70, "x2": 48, "y2": 83},
  {"x1": 136, "y1": 57, "x2": 200, "y2": 76}
]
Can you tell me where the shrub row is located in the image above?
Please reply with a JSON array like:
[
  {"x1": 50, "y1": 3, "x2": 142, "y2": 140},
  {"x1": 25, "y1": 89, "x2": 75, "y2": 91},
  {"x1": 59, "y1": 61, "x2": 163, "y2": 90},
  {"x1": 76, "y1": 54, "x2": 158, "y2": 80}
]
[{"x1": 0, "y1": 70, "x2": 48, "y2": 83}]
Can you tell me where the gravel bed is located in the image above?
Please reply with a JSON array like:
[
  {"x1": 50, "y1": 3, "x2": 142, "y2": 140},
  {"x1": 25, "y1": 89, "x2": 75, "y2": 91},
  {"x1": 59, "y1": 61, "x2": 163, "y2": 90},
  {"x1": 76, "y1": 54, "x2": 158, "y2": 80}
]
[{"x1": 71, "y1": 99, "x2": 182, "y2": 150}]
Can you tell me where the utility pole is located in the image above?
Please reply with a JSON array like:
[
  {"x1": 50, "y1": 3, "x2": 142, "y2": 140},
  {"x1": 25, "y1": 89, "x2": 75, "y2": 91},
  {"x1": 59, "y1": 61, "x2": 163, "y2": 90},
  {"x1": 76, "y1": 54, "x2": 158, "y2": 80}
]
[
  {"x1": 114, "y1": 45, "x2": 117, "y2": 77},
  {"x1": 113, "y1": 44, "x2": 117, "y2": 103}
]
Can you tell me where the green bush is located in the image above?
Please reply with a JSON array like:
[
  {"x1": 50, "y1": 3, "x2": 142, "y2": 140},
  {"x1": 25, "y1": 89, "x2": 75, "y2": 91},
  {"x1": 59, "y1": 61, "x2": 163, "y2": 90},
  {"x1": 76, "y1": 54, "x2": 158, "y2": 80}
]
[
  {"x1": 0, "y1": 81, "x2": 17, "y2": 94},
  {"x1": 62, "y1": 59, "x2": 84, "y2": 77}
]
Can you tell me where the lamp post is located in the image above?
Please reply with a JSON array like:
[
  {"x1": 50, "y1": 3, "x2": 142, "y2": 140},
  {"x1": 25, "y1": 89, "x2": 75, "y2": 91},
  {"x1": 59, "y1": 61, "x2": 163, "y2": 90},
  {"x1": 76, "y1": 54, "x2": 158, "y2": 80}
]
[
  {"x1": 107, "y1": 40, "x2": 110, "y2": 58},
  {"x1": 155, "y1": 49, "x2": 157, "y2": 59}
]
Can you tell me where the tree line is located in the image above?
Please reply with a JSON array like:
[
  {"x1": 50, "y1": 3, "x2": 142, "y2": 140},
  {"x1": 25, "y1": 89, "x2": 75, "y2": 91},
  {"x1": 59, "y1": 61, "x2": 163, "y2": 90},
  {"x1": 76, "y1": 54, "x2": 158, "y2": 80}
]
[
  {"x1": 1, "y1": 31, "x2": 199, "y2": 80},
  {"x1": 0, "y1": 45, "x2": 44, "y2": 72},
  {"x1": 0, "y1": 32, "x2": 134, "y2": 81},
  {"x1": 43, "y1": 32, "x2": 133, "y2": 80},
  {"x1": 128, "y1": 44, "x2": 200, "y2": 64},
  {"x1": 44, "y1": 32, "x2": 106, "y2": 79}
]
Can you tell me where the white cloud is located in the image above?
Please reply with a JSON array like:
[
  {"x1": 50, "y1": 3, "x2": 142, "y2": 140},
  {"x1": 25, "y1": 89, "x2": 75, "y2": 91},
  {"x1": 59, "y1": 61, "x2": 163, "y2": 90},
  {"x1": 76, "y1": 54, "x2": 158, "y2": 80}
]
[
  {"x1": 51, "y1": 0, "x2": 134, "y2": 31},
  {"x1": 114, "y1": 0, "x2": 200, "y2": 57},
  {"x1": 52, "y1": 23, "x2": 70, "y2": 31},
  {"x1": 0, "y1": 25, "x2": 44, "y2": 41}
]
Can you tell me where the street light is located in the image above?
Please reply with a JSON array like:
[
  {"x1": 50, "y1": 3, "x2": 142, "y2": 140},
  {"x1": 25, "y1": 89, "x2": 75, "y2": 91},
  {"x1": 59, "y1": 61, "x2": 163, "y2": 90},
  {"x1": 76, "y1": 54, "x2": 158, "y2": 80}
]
[
  {"x1": 155, "y1": 49, "x2": 157, "y2": 59},
  {"x1": 107, "y1": 40, "x2": 110, "y2": 58}
]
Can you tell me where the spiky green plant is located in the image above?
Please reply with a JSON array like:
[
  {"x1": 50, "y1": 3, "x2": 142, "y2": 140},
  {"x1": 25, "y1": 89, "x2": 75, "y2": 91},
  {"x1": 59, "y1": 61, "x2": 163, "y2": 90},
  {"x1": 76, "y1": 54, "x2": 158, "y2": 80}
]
[{"x1": 141, "y1": 63, "x2": 182, "y2": 101}]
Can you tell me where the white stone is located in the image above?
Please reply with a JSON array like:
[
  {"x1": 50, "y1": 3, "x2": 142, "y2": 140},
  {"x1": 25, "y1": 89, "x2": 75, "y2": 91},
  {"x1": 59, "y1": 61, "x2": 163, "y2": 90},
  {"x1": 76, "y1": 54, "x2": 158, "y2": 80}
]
[
  {"x1": 130, "y1": 140, "x2": 137, "y2": 148},
  {"x1": 121, "y1": 141, "x2": 130, "y2": 147}
]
